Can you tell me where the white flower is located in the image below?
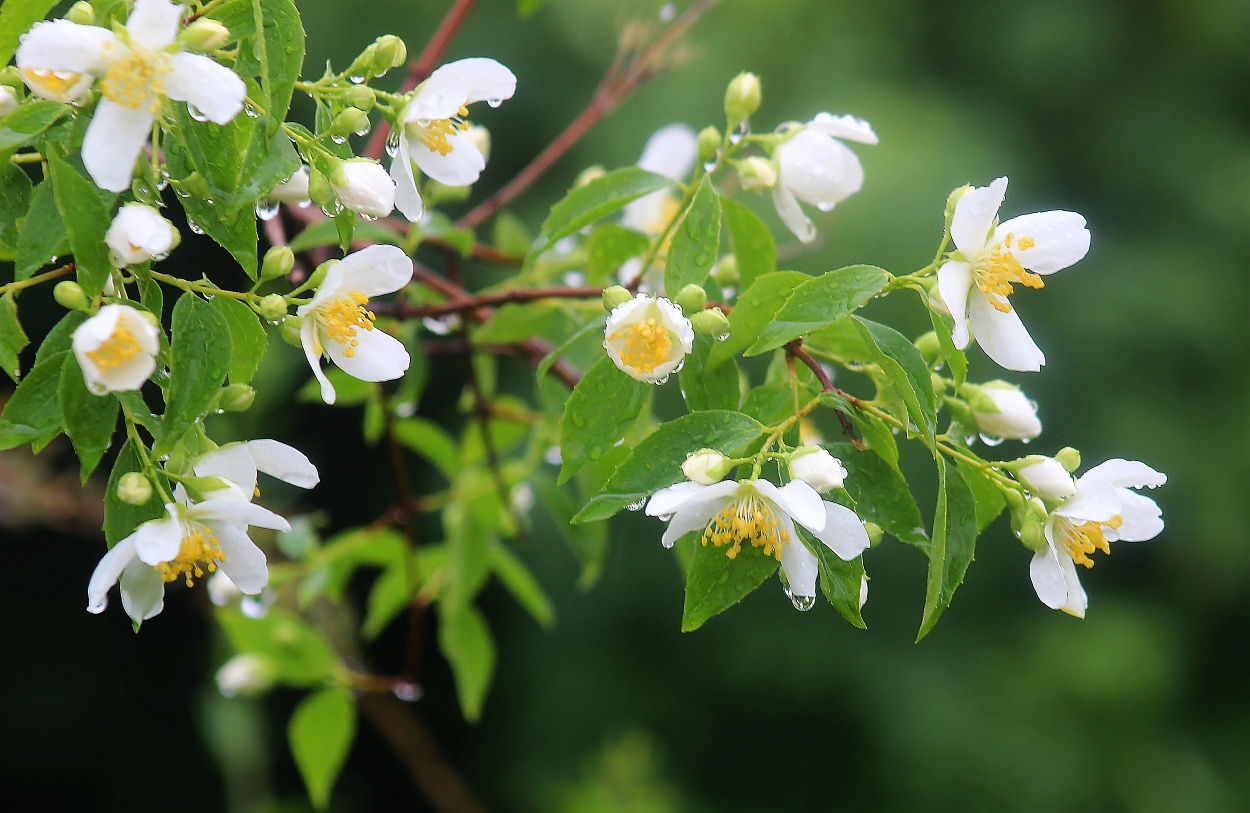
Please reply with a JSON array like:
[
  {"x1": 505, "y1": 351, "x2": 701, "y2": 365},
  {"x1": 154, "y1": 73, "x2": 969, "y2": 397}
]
[
  {"x1": 971, "y1": 381, "x2": 1041, "y2": 441},
  {"x1": 621, "y1": 123, "x2": 699, "y2": 236},
  {"x1": 790, "y1": 447, "x2": 848, "y2": 493},
  {"x1": 682, "y1": 449, "x2": 730, "y2": 485},
  {"x1": 0, "y1": 86, "x2": 18, "y2": 119},
  {"x1": 268, "y1": 165, "x2": 310, "y2": 205},
  {"x1": 216, "y1": 653, "x2": 275, "y2": 697},
  {"x1": 16, "y1": 0, "x2": 246, "y2": 192},
  {"x1": 772, "y1": 113, "x2": 877, "y2": 243},
  {"x1": 391, "y1": 58, "x2": 516, "y2": 221},
  {"x1": 936, "y1": 177, "x2": 1090, "y2": 372},
  {"x1": 188, "y1": 439, "x2": 321, "y2": 500},
  {"x1": 297, "y1": 245, "x2": 413, "y2": 404},
  {"x1": 105, "y1": 203, "x2": 178, "y2": 266},
  {"x1": 603, "y1": 294, "x2": 693, "y2": 383},
  {"x1": 1030, "y1": 459, "x2": 1165, "y2": 617},
  {"x1": 71, "y1": 304, "x2": 160, "y2": 395},
  {"x1": 1018, "y1": 456, "x2": 1076, "y2": 500},
  {"x1": 645, "y1": 478, "x2": 871, "y2": 601},
  {"x1": 332, "y1": 159, "x2": 395, "y2": 218}
]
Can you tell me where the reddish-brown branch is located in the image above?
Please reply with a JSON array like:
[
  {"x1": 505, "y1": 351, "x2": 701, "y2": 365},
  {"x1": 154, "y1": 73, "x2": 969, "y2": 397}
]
[
  {"x1": 787, "y1": 340, "x2": 866, "y2": 449},
  {"x1": 397, "y1": 285, "x2": 604, "y2": 318}
]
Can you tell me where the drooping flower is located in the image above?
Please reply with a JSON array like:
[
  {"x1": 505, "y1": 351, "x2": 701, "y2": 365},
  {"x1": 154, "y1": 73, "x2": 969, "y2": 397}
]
[
  {"x1": 16, "y1": 0, "x2": 246, "y2": 192},
  {"x1": 646, "y1": 477, "x2": 871, "y2": 604},
  {"x1": 331, "y1": 158, "x2": 395, "y2": 218},
  {"x1": 772, "y1": 113, "x2": 877, "y2": 243},
  {"x1": 970, "y1": 381, "x2": 1042, "y2": 441},
  {"x1": 390, "y1": 58, "x2": 516, "y2": 221},
  {"x1": 71, "y1": 303, "x2": 160, "y2": 395},
  {"x1": 1029, "y1": 459, "x2": 1165, "y2": 617},
  {"x1": 790, "y1": 447, "x2": 848, "y2": 493},
  {"x1": 297, "y1": 245, "x2": 413, "y2": 404},
  {"x1": 603, "y1": 293, "x2": 693, "y2": 383},
  {"x1": 188, "y1": 439, "x2": 321, "y2": 499},
  {"x1": 105, "y1": 203, "x2": 179, "y2": 266},
  {"x1": 1018, "y1": 455, "x2": 1076, "y2": 499},
  {"x1": 936, "y1": 177, "x2": 1091, "y2": 372}
]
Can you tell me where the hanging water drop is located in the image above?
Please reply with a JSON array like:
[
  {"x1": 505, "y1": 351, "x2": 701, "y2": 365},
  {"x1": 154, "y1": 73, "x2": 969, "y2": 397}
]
[
  {"x1": 979, "y1": 433, "x2": 1005, "y2": 447},
  {"x1": 355, "y1": 126, "x2": 370, "y2": 137},
  {"x1": 330, "y1": 134, "x2": 347, "y2": 145},
  {"x1": 816, "y1": 201, "x2": 836, "y2": 212},
  {"x1": 386, "y1": 131, "x2": 401, "y2": 157},
  {"x1": 703, "y1": 159, "x2": 718, "y2": 173},
  {"x1": 188, "y1": 103, "x2": 209, "y2": 122},
  {"x1": 784, "y1": 587, "x2": 816, "y2": 612},
  {"x1": 486, "y1": 98, "x2": 502, "y2": 108},
  {"x1": 349, "y1": 75, "x2": 365, "y2": 84},
  {"x1": 254, "y1": 198, "x2": 280, "y2": 221},
  {"x1": 187, "y1": 219, "x2": 205, "y2": 235},
  {"x1": 392, "y1": 681, "x2": 422, "y2": 702},
  {"x1": 625, "y1": 499, "x2": 647, "y2": 512},
  {"x1": 245, "y1": 104, "x2": 260, "y2": 119}
]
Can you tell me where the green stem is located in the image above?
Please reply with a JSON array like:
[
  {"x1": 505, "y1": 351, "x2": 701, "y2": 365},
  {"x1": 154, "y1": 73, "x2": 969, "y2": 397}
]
[
  {"x1": 8, "y1": 152, "x2": 44, "y2": 164},
  {"x1": 148, "y1": 270, "x2": 252, "y2": 301},
  {"x1": 122, "y1": 412, "x2": 174, "y2": 504},
  {"x1": 0, "y1": 264, "x2": 75, "y2": 296}
]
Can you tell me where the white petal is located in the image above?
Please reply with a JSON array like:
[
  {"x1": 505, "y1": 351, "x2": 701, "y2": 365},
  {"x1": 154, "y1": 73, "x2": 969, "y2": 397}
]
[
  {"x1": 1082, "y1": 459, "x2": 1167, "y2": 490},
  {"x1": 1058, "y1": 553, "x2": 1088, "y2": 617},
  {"x1": 621, "y1": 191, "x2": 670, "y2": 235},
  {"x1": 808, "y1": 112, "x2": 878, "y2": 144},
  {"x1": 15, "y1": 20, "x2": 117, "y2": 74},
  {"x1": 756, "y1": 479, "x2": 826, "y2": 534},
  {"x1": 1029, "y1": 542, "x2": 1068, "y2": 611},
  {"x1": 409, "y1": 131, "x2": 485, "y2": 187},
  {"x1": 269, "y1": 165, "x2": 310, "y2": 203},
  {"x1": 994, "y1": 211, "x2": 1090, "y2": 275},
  {"x1": 660, "y1": 493, "x2": 732, "y2": 549},
  {"x1": 950, "y1": 177, "x2": 1007, "y2": 257},
  {"x1": 1055, "y1": 474, "x2": 1121, "y2": 524},
  {"x1": 194, "y1": 444, "x2": 258, "y2": 497},
  {"x1": 213, "y1": 523, "x2": 269, "y2": 594},
  {"x1": 780, "y1": 532, "x2": 819, "y2": 598},
  {"x1": 82, "y1": 100, "x2": 154, "y2": 192},
  {"x1": 811, "y1": 501, "x2": 871, "y2": 561},
  {"x1": 442, "y1": 57, "x2": 516, "y2": 105},
  {"x1": 645, "y1": 481, "x2": 708, "y2": 518},
  {"x1": 119, "y1": 558, "x2": 166, "y2": 622},
  {"x1": 326, "y1": 326, "x2": 410, "y2": 383},
  {"x1": 968, "y1": 292, "x2": 1045, "y2": 372},
  {"x1": 407, "y1": 69, "x2": 468, "y2": 121},
  {"x1": 125, "y1": 0, "x2": 183, "y2": 49},
  {"x1": 329, "y1": 244, "x2": 414, "y2": 299},
  {"x1": 132, "y1": 511, "x2": 185, "y2": 566},
  {"x1": 192, "y1": 499, "x2": 291, "y2": 532},
  {"x1": 300, "y1": 318, "x2": 335, "y2": 405},
  {"x1": 87, "y1": 536, "x2": 138, "y2": 613},
  {"x1": 106, "y1": 203, "x2": 176, "y2": 265},
  {"x1": 637, "y1": 123, "x2": 699, "y2": 180},
  {"x1": 603, "y1": 294, "x2": 655, "y2": 335},
  {"x1": 246, "y1": 439, "x2": 319, "y2": 489},
  {"x1": 778, "y1": 128, "x2": 863, "y2": 207},
  {"x1": 164, "y1": 52, "x2": 246, "y2": 125},
  {"x1": 1106, "y1": 488, "x2": 1163, "y2": 542},
  {"x1": 937, "y1": 260, "x2": 973, "y2": 350},
  {"x1": 332, "y1": 160, "x2": 396, "y2": 218},
  {"x1": 771, "y1": 183, "x2": 815, "y2": 243},
  {"x1": 390, "y1": 137, "x2": 426, "y2": 222}
]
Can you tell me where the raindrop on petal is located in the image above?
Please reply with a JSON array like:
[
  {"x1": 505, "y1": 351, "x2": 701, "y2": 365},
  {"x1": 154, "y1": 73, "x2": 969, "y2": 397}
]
[
  {"x1": 486, "y1": 98, "x2": 502, "y2": 108},
  {"x1": 188, "y1": 103, "x2": 209, "y2": 122},
  {"x1": 979, "y1": 433, "x2": 1005, "y2": 447},
  {"x1": 816, "y1": 201, "x2": 836, "y2": 212},
  {"x1": 784, "y1": 587, "x2": 816, "y2": 611}
]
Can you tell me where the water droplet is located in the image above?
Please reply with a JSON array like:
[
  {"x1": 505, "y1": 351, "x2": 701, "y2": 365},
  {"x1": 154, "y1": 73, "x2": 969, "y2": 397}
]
[
  {"x1": 386, "y1": 131, "x2": 401, "y2": 157},
  {"x1": 964, "y1": 434, "x2": 978, "y2": 446},
  {"x1": 729, "y1": 132, "x2": 743, "y2": 145},
  {"x1": 486, "y1": 98, "x2": 503, "y2": 108},
  {"x1": 1020, "y1": 437, "x2": 1032, "y2": 445},
  {"x1": 254, "y1": 198, "x2": 279, "y2": 221},
  {"x1": 785, "y1": 587, "x2": 816, "y2": 612},
  {"x1": 355, "y1": 126, "x2": 370, "y2": 137},
  {"x1": 587, "y1": 443, "x2": 603, "y2": 459},
  {"x1": 396, "y1": 402, "x2": 416, "y2": 418},
  {"x1": 422, "y1": 314, "x2": 461, "y2": 335},
  {"x1": 187, "y1": 219, "x2": 204, "y2": 235},
  {"x1": 569, "y1": 413, "x2": 586, "y2": 428},
  {"x1": 245, "y1": 103, "x2": 260, "y2": 119},
  {"x1": 626, "y1": 499, "x2": 646, "y2": 512},
  {"x1": 188, "y1": 103, "x2": 209, "y2": 122},
  {"x1": 656, "y1": 375, "x2": 670, "y2": 384},
  {"x1": 613, "y1": 438, "x2": 625, "y2": 447},
  {"x1": 659, "y1": 3, "x2": 676, "y2": 22},
  {"x1": 376, "y1": 69, "x2": 388, "y2": 79},
  {"x1": 361, "y1": 213, "x2": 377, "y2": 222},
  {"x1": 297, "y1": 200, "x2": 312, "y2": 209},
  {"x1": 330, "y1": 134, "x2": 347, "y2": 145},
  {"x1": 544, "y1": 446, "x2": 562, "y2": 466},
  {"x1": 816, "y1": 201, "x2": 836, "y2": 212},
  {"x1": 979, "y1": 433, "x2": 1005, "y2": 447},
  {"x1": 349, "y1": 75, "x2": 365, "y2": 84},
  {"x1": 703, "y1": 159, "x2": 718, "y2": 172},
  {"x1": 392, "y1": 681, "x2": 422, "y2": 701}
]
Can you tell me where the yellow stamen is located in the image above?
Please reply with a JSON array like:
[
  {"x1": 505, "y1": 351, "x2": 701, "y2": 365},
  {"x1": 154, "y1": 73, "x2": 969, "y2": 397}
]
[
  {"x1": 972, "y1": 231, "x2": 1044, "y2": 313},
  {"x1": 1063, "y1": 516, "x2": 1122, "y2": 568},
  {"x1": 415, "y1": 106, "x2": 471, "y2": 156},
  {"x1": 101, "y1": 49, "x2": 169, "y2": 111},
  {"x1": 700, "y1": 494, "x2": 791, "y2": 561},
  {"x1": 21, "y1": 67, "x2": 84, "y2": 98},
  {"x1": 154, "y1": 528, "x2": 225, "y2": 588},
  {"x1": 608, "y1": 318, "x2": 672, "y2": 374},
  {"x1": 86, "y1": 322, "x2": 142, "y2": 370},
  {"x1": 318, "y1": 292, "x2": 375, "y2": 358}
]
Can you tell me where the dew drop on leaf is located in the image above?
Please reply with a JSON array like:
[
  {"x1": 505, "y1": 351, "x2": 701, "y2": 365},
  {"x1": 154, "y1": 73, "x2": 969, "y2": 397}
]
[{"x1": 626, "y1": 499, "x2": 646, "y2": 512}]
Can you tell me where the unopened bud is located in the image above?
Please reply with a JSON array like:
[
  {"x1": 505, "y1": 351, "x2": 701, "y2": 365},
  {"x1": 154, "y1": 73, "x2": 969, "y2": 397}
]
[
  {"x1": 1018, "y1": 456, "x2": 1076, "y2": 500},
  {"x1": 944, "y1": 184, "x2": 973, "y2": 229},
  {"x1": 261, "y1": 246, "x2": 295, "y2": 281},
  {"x1": 0, "y1": 83, "x2": 18, "y2": 117},
  {"x1": 53, "y1": 281, "x2": 88, "y2": 311},
  {"x1": 968, "y1": 381, "x2": 1042, "y2": 441},
  {"x1": 65, "y1": 1, "x2": 95, "y2": 25},
  {"x1": 914, "y1": 331, "x2": 941, "y2": 364},
  {"x1": 178, "y1": 18, "x2": 230, "y2": 52},
  {"x1": 697, "y1": 126, "x2": 721, "y2": 164},
  {"x1": 325, "y1": 159, "x2": 349, "y2": 188},
  {"x1": 711, "y1": 254, "x2": 738, "y2": 286},
  {"x1": 724, "y1": 72, "x2": 762, "y2": 125},
  {"x1": 139, "y1": 310, "x2": 160, "y2": 329},
  {"x1": 930, "y1": 372, "x2": 947, "y2": 396},
  {"x1": 308, "y1": 260, "x2": 335, "y2": 291},
  {"x1": 330, "y1": 107, "x2": 371, "y2": 137},
  {"x1": 463, "y1": 124, "x2": 490, "y2": 162},
  {"x1": 0, "y1": 67, "x2": 24, "y2": 93},
  {"x1": 689, "y1": 307, "x2": 731, "y2": 339},
  {"x1": 736, "y1": 156, "x2": 777, "y2": 193},
  {"x1": 279, "y1": 315, "x2": 304, "y2": 346},
  {"x1": 864, "y1": 521, "x2": 883, "y2": 546},
  {"x1": 674, "y1": 283, "x2": 707, "y2": 314},
  {"x1": 345, "y1": 84, "x2": 375, "y2": 111},
  {"x1": 116, "y1": 472, "x2": 152, "y2": 505},
  {"x1": 219, "y1": 383, "x2": 255, "y2": 412},
  {"x1": 682, "y1": 449, "x2": 732, "y2": 485},
  {"x1": 307, "y1": 167, "x2": 333, "y2": 207},
  {"x1": 1055, "y1": 446, "x2": 1081, "y2": 473},
  {"x1": 575, "y1": 165, "x2": 606, "y2": 188},
  {"x1": 1020, "y1": 512, "x2": 1047, "y2": 552},
  {"x1": 602, "y1": 285, "x2": 632, "y2": 311},
  {"x1": 257, "y1": 293, "x2": 288, "y2": 321},
  {"x1": 790, "y1": 446, "x2": 848, "y2": 492},
  {"x1": 375, "y1": 35, "x2": 408, "y2": 70}
]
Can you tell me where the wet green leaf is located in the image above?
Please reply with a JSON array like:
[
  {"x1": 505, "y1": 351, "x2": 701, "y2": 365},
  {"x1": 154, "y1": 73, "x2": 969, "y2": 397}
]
[
  {"x1": 664, "y1": 176, "x2": 720, "y2": 296},
  {"x1": 559, "y1": 356, "x2": 650, "y2": 484},
  {"x1": 746, "y1": 265, "x2": 889, "y2": 355}
]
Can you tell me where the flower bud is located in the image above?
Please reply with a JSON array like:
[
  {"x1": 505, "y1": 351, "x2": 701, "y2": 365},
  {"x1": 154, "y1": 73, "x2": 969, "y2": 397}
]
[
  {"x1": 1017, "y1": 456, "x2": 1076, "y2": 500},
  {"x1": 216, "y1": 654, "x2": 276, "y2": 698},
  {"x1": 736, "y1": 156, "x2": 777, "y2": 193},
  {"x1": 183, "y1": 474, "x2": 245, "y2": 502},
  {"x1": 914, "y1": 331, "x2": 941, "y2": 364},
  {"x1": 219, "y1": 383, "x2": 255, "y2": 412},
  {"x1": 682, "y1": 449, "x2": 732, "y2": 485},
  {"x1": 105, "y1": 203, "x2": 179, "y2": 267},
  {"x1": 375, "y1": 35, "x2": 408, "y2": 70},
  {"x1": 944, "y1": 184, "x2": 973, "y2": 230},
  {"x1": 689, "y1": 308, "x2": 731, "y2": 339},
  {"x1": 308, "y1": 260, "x2": 335, "y2": 291},
  {"x1": 697, "y1": 125, "x2": 721, "y2": 164},
  {"x1": 139, "y1": 310, "x2": 160, "y2": 329},
  {"x1": 270, "y1": 166, "x2": 311, "y2": 205},
  {"x1": 65, "y1": 1, "x2": 95, "y2": 25},
  {"x1": 574, "y1": 165, "x2": 606, "y2": 188},
  {"x1": 724, "y1": 71, "x2": 762, "y2": 125},
  {"x1": 261, "y1": 246, "x2": 295, "y2": 280},
  {"x1": 307, "y1": 167, "x2": 333, "y2": 208},
  {"x1": 968, "y1": 381, "x2": 1041, "y2": 441},
  {"x1": 602, "y1": 285, "x2": 632, "y2": 311},
  {"x1": 0, "y1": 86, "x2": 17, "y2": 119},
  {"x1": 178, "y1": 18, "x2": 230, "y2": 52},
  {"x1": 53, "y1": 281, "x2": 88, "y2": 311},
  {"x1": 929, "y1": 372, "x2": 947, "y2": 397},
  {"x1": 863, "y1": 521, "x2": 883, "y2": 546},
  {"x1": 0, "y1": 67, "x2": 23, "y2": 93},
  {"x1": 674, "y1": 283, "x2": 707, "y2": 314},
  {"x1": 711, "y1": 254, "x2": 738, "y2": 287},
  {"x1": 345, "y1": 84, "x2": 375, "y2": 111},
  {"x1": 329, "y1": 106, "x2": 371, "y2": 137},
  {"x1": 463, "y1": 124, "x2": 491, "y2": 162},
  {"x1": 1055, "y1": 446, "x2": 1081, "y2": 473},
  {"x1": 330, "y1": 159, "x2": 396, "y2": 218},
  {"x1": 116, "y1": 472, "x2": 152, "y2": 505},
  {"x1": 257, "y1": 293, "x2": 288, "y2": 322},
  {"x1": 279, "y1": 315, "x2": 304, "y2": 346},
  {"x1": 1019, "y1": 512, "x2": 1047, "y2": 552},
  {"x1": 790, "y1": 446, "x2": 848, "y2": 492}
]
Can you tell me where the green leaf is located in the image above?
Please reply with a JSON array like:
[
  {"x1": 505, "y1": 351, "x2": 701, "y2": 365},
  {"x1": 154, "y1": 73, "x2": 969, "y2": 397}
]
[
  {"x1": 806, "y1": 316, "x2": 875, "y2": 364},
  {"x1": 533, "y1": 471, "x2": 608, "y2": 589},
  {"x1": 720, "y1": 197, "x2": 775, "y2": 292},
  {"x1": 0, "y1": 292, "x2": 29, "y2": 383},
  {"x1": 442, "y1": 470, "x2": 506, "y2": 609},
  {"x1": 928, "y1": 308, "x2": 967, "y2": 388},
  {"x1": 664, "y1": 176, "x2": 720, "y2": 297},
  {"x1": 14, "y1": 181, "x2": 68, "y2": 281},
  {"x1": 492, "y1": 211, "x2": 532, "y2": 257},
  {"x1": 288, "y1": 687, "x2": 355, "y2": 811},
  {"x1": 530, "y1": 168, "x2": 672, "y2": 263},
  {"x1": 680, "y1": 335, "x2": 739, "y2": 411},
  {"x1": 573, "y1": 411, "x2": 764, "y2": 523},
  {"x1": 46, "y1": 150, "x2": 113, "y2": 297},
  {"x1": 491, "y1": 542, "x2": 555, "y2": 629},
  {"x1": 536, "y1": 314, "x2": 605, "y2": 384},
  {"x1": 393, "y1": 416, "x2": 460, "y2": 480},
  {"x1": 746, "y1": 265, "x2": 890, "y2": 355},
  {"x1": 0, "y1": 162, "x2": 33, "y2": 260},
  {"x1": 362, "y1": 562, "x2": 416, "y2": 640},
  {"x1": 705, "y1": 270, "x2": 807, "y2": 372},
  {"x1": 155, "y1": 294, "x2": 232, "y2": 456},
  {"x1": 681, "y1": 532, "x2": 779, "y2": 632},
  {"x1": 956, "y1": 458, "x2": 1007, "y2": 532},
  {"x1": 0, "y1": 99, "x2": 65, "y2": 161},
  {"x1": 287, "y1": 217, "x2": 401, "y2": 252},
  {"x1": 917, "y1": 459, "x2": 979, "y2": 641},
  {"x1": 104, "y1": 439, "x2": 168, "y2": 546},
  {"x1": 558, "y1": 356, "x2": 650, "y2": 484},
  {"x1": 0, "y1": 349, "x2": 65, "y2": 450},
  {"x1": 59, "y1": 355, "x2": 118, "y2": 482},
  {"x1": 0, "y1": 0, "x2": 56, "y2": 63},
  {"x1": 474, "y1": 301, "x2": 560, "y2": 345},
  {"x1": 211, "y1": 296, "x2": 267, "y2": 384},
  {"x1": 827, "y1": 441, "x2": 927, "y2": 547},
  {"x1": 34, "y1": 311, "x2": 86, "y2": 367},
  {"x1": 517, "y1": 0, "x2": 551, "y2": 17},
  {"x1": 809, "y1": 535, "x2": 868, "y2": 629},
  {"x1": 438, "y1": 604, "x2": 496, "y2": 721},
  {"x1": 847, "y1": 407, "x2": 899, "y2": 470},
  {"x1": 585, "y1": 223, "x2": 649, "y2": 285},
  {"x1": 853, "y1": 317, "x2": 939, "y2": 443}
]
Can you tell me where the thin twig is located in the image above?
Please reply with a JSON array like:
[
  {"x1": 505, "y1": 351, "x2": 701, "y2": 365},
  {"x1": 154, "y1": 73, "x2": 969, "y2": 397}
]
[
  {"x1": 459, "y1": 321, "x2": 510, "y2": 504},
  {"x1": 394, "y1": 285, "x2": 604, "y2": 318},
  {"x1": 787, "y1": 340, "x2": 866, "y2": 449},
  {"x1": 0, "y1": 263, "x2": 75, "y2": 297}
]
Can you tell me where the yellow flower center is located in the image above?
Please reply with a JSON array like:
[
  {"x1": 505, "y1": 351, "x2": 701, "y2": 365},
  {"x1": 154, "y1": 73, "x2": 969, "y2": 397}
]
[
  {"x1": 154, "y1": 527, "x2": 225, "y2": 587},
  {"x1": 415, "y1": 106, "x2": 470, "y2": 156},
  {"x1": 20, "y1": 67, "x2": 85, "y2": 99},
  {"x1": 1061, "y1": 515, "x2": 1122, "y2": 568},
  {"x1": 86, "y1": 321, "x2": 142, "y2": 370},
  {"x1": 701, "y1": 493, "x2": 792, "y2": 561},
  {"x1": 972, "y1": 232, "x2": 1043, "y2": 312},
  {"x1": 609, "y1": 318, "x2": 672, "y2": 374},
  {"x1": 101, "y1": 49, "x2": 169, "y2": 111},
  {"x1": 318, "y1": 292, "x2": 375, "y2": 357}
]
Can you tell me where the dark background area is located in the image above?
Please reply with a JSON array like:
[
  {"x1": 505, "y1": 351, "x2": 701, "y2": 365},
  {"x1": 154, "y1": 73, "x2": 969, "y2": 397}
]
[{"x1": 2, "y1": 0, "x2": 1247, "y2": 810}]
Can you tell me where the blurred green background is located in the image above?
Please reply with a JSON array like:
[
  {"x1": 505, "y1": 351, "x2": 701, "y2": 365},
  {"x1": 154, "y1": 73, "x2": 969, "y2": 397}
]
[{"x1": 2, "y1": 0, "x2": 1247, "y2": 810}]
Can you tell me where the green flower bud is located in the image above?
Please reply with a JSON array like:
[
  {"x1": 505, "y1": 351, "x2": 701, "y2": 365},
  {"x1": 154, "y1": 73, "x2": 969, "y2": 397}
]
[
  {"x1": 944, "y1": 184, "x2": 973, "y2": 230},
  {"x1": 139, "y1": 310, "x2": 161, "y2": 329},
  {"x1": 1004, "y1": 488, "x2": 1025, "y2": 512},
  {"x1": 307, "y1": 167, "x2": 333, "y2": 207},
  {"x1": 930, "y1": 372, "x2": 947, "y2": 396},
  {"x1": 914, "y1": 330, "x2": 941, "y2": 364},
  {"x1": 65, "y1": 1, "x2": 95, "y2": 26},
  {"x1": 53, "y1": 281, "x2": 88, "y2": 311},
  {"x1": 711, "y1": 254, "x2": 738, "y2": 286},
  {"x1": 682, "y1": 449, "x2": 732, "y2": 485},
  {"x1": 959, "y1": 383, "x2": 1002, "y2": 415},
  {"x1": 697, "y1": 126, "x2": 722, "y2": 164},
  {"x1": 219, "y1": 383, "x2": 255, "y2": 412},
  {"x1": 182, "y1": 475, "x2": 236, "y2": 502},
  {"x1": 0, "y1": 67, "x2": 24, "y2": 93},
  {"x1": 1020, "y1": 512, "x2": 1047, "y2": 552},
  {"x1": 345, "y1": 84, "x2": 375, "y2": 112},
  {"x1": 308, "y1": 260, "x2": 335, "y2": 290},
  {"x1": 324, "y1": 159, "x2": 349, "y2": 188},
  {"x1": 736, "y1": 156, "x2": 777, "y2": 193},
  {"x1": 346, "y1": 44, "x2": 379, "y2": 81},
  {"x1": 602, "y1": 285, "x2": 633, "y2": 311},
  {"x1": 279, "y1": 315, "x2": 304, "y2": 346},
  {"x1": 330, "y1": 106, "x2": 371, "y2": 137},
  {"x1": 674, "y1": 283, "x2": 707, "y2": 314},
  {"x1": 1055, "y1": 446, "x2": 1081, "y2": 473},
  {"x1": 257, "y1": 293, "x2": 289, "y2": 321},
  {"x1": 375, "y1": 35, "x2": 408, "y2": 70},
  {"x1": 863, "y1": 521, "x2": 884, "y2": 546},
  {"x1": 724, "y1": 71, "x2": 762, "y2": 125},
  {"x1": 178, "y1": 18, "x2": 230, "y2": 52},
  {"x1": 689, "y1": 307, "x2": 731, "y2": 339},
  {"x1": 1027, "y1": 496, "x2": 1048, "y2": 521},
  {"x1": 116, "y1": 472, "x2": 152, "y2": 506},
  {"x1": 261, "y1": 246, "x2": 295, "y2": 281},
  {"x1": 575, "y1": 165, "x2": 606, "y2": 188}
]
